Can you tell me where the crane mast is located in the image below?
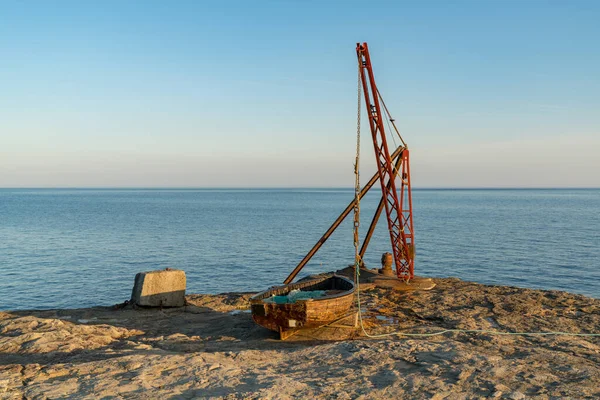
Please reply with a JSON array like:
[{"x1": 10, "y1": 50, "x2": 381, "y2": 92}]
[
  {"x1": 356, "y1": 42, "x2": 415, "y2": 279},
  {"x1": 283, "y1": 43, "x2": 415, "y2": 285}
]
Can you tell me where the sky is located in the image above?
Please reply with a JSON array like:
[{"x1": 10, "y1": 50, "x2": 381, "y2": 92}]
[{"x1": 1, "y1": 0, "x2": 599, "y2": 188}]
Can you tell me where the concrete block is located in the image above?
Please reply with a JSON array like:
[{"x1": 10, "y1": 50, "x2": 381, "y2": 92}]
[{"x1": 131, "y1": 269, "x2": 186, "y2": 307}]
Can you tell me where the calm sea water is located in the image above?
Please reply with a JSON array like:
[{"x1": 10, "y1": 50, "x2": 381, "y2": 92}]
[{"x1": 1, "y1": 188, "x2": 599, "y2": 310}]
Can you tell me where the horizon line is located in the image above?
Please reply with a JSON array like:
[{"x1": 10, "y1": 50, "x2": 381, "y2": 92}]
[{"x1": 1, "y1": 187, "x2": 599, "y2": 190}]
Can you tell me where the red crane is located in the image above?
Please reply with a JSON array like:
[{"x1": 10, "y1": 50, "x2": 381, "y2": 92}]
[
  {"x1": 284, "y1": 42, "x2": 414, "y2": 283},
  {"x1": 356, "y1": 42, "x2": 414, "y2": 280}
]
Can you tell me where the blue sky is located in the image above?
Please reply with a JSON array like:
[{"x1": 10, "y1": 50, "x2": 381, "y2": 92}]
[{"x1": 1, "y1": 0, "x2": 599, "y2": 187}]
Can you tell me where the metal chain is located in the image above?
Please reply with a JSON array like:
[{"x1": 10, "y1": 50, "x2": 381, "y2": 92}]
[{"x1": 353, "y1": 59, "x2": 362, "y2": 276}]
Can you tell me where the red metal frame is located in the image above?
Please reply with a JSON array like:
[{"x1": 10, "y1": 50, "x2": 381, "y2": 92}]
[{"x1": 356, "y1": 43, "x2": 414, "y2": 279}]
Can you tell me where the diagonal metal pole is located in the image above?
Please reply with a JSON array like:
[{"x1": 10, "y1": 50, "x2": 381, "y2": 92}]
[{"x1": 283, "y1": 146, "x2": 404, "y2": 284}]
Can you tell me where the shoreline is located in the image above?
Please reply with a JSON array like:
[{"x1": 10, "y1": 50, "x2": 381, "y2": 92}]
[{"x1": 1, "y1": 278, "x2": 599, "y2": 399}]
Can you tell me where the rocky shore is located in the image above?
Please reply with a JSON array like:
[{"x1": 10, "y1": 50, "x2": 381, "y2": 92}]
[{"x1": 1, "y1": 278, "x2": 599, "y2": 399}]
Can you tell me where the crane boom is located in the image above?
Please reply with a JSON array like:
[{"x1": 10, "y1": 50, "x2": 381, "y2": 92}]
[{"x1": 356, "y1": 42, "x2": 415, "y2": 279}]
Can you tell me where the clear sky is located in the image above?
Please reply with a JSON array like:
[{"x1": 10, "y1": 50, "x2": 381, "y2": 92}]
[{"x1": 1, "y1": 0, "x2": 599, "y2": 188}]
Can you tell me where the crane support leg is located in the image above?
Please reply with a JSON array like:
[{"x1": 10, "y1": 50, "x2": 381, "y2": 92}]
[
  {"x1": 359, "y1": 149, "x2": 406, "y2": 261},
  {"x1": 399, "y1": 149, "x2": 415, "y2": 278}
]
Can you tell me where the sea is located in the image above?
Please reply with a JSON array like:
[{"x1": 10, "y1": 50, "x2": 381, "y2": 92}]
[{"x1": 1, "y1": 188, "x2": 599, "y2": 311}]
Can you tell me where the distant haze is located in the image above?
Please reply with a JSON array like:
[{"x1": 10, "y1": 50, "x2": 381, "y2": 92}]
[{"x1": 1, "y1": 1, "x2": 599, "y2": 188}]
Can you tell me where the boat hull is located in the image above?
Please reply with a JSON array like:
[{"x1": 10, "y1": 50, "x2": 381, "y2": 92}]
[{"x1": 250, "y1": 275, "x2": 355, "y2": 339}]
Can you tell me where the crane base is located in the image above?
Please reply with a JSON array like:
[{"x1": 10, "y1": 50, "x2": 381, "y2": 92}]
[
  {"x1": 369, "y1": 276, "x2": 436, "y2": 291},
  {"x1": 336, "y1": 266, "x2": 436, "y2": 291}
]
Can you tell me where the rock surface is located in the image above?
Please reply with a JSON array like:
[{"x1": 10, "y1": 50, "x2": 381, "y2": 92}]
[
  {"x1": 130, "y1": 269, "x2": 186, "y2": 307},
  {"x1": 1, "y1": 278, "x2": 599, "y2": 399}
]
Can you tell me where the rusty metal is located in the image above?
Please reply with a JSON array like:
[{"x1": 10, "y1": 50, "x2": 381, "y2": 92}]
[
  {"x1": 283, "y1": 146, "x2": 405, "y2": 285},
  {"x1": 284, "y1": 43, "x2": 415, "y2": 284},
  {"x1": 399, "y1": 149, "x2": 415, "y2": 277},
  {"x1": 356, "y1": 42, "x2": 414, "y2": 279},
  {"x1": 358, "y1": 149, "x2": 405, "y2": 261},
  {"x1": 379, "y1": 252, "x2": 395, "y2": 276}
]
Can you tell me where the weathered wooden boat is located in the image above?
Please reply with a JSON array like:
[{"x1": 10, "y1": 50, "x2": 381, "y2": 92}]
[{"x1": 250, "y1": 274, "x2": 355, "y2": 340}]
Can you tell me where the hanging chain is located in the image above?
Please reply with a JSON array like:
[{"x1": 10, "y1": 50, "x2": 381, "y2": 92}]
[{"x1": 353, "y1": 60, "x2": 362, "y2": 275}]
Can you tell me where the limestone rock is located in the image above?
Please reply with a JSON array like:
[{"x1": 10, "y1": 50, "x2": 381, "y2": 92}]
[{"x1": 131, "y1": 269, "x2": 186, "y2": 307}]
